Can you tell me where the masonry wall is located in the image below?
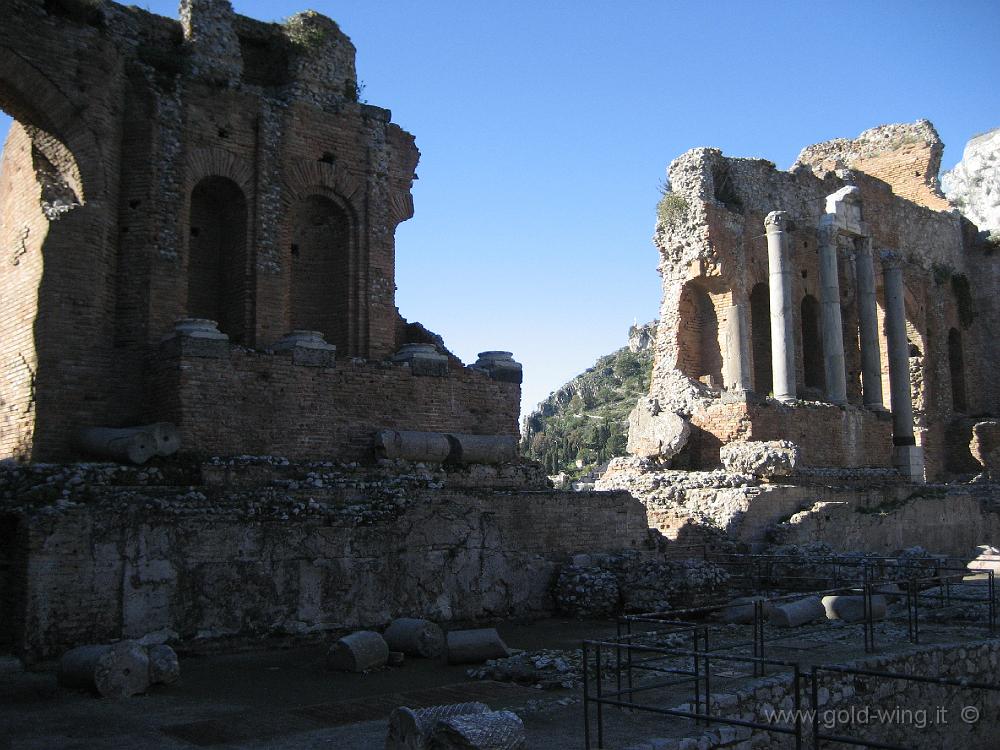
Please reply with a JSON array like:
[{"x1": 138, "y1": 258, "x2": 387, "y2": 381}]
[
  {"x1": 147, "y1": 345, "x2": 521, "y2": 460},
  {"x1": 773, "y1": 484, "x2": 1000, "y2": 557},
  {"x1": 8, "y1": 486, "x2": 650, "y2": 660},
  {"x1": 650, "y1": 122, "x2": 997, "y2": 480},
  {"x1": 688, "y1": 401, "x2": 893, "y2": 469},
  {"x1": 1, "y1": 0, "x2": 436, "y2": 461}
]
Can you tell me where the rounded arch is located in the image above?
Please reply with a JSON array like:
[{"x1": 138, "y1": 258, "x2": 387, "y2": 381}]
[
  {"x1": 287, "y1": 191, "x2": 354, "y2": 350},
  {"x1": 676, "y1": 280, "x2": 722, "y2": 389},
  {"x1": 0, "y1": 50, "x2": 105, "y2": 200},
  {"x1": 187, "y1": 176, "x2": 250, "y2": 342}
]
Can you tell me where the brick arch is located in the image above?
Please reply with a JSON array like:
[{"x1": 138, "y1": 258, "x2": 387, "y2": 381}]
[
  {"x1": 0, "y1": 49, "x2": 106, "y2": 200},
  {"x1": 185, "y1": 147, "x2": 254, "y2": 196},
  {"x1": 281, "y1": 160, "x2": 364, "y2": 210},
  {"x1": 186, "y1": 176, "x2": 251, "y2": 343}
]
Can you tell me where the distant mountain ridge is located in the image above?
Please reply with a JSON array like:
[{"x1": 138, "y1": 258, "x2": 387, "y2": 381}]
[{"x1": 521, "y1": 322, "x2": 656, "y2": 478}]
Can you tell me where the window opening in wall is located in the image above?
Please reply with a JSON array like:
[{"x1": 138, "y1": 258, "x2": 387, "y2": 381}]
[
  {"x1": 750, "y1": 282, "x2": 772, "y2": 395},
  {"x1": 187, "y1": 176, "x2": 248, "y2": 342},
  {"x1": 948, "y1": 327, "x2": 967, "y2": 412},
  {"x1": 801, "y1": 294, "x2": 824, "y2": 392},
  {"x1": 289, "y1": 194, "x2": 351, "y2": 350}
]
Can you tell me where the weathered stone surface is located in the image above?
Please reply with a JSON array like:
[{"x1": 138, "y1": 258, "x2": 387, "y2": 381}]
[
  {"x1": 966, "y1": 545, "x2": 1000, "y2": 574},
  {"x1": 942, "y1": 127, "x2": 1000, "y2": 233},
  {"x1": 58, "y1": 642, "x2": 151, "y2": 698},
  {"x1": 719, "y1": 440, "x2": 799, "y2": 478},
  {"x1": 446, "y1": 629, "x2": 510, "y2": 665},
  {"x1": 383, "y1": 618, "x2": 445, "y2": 659},
  {"x1": 326, "y1": 630, "x2": 389, "y2": 672},
  {"x1": 821, "y1": 595, "x2": 887, "y2": 623},
  {"x1": 1, "y1": 461, "x2": 652, "y2": 660},
  {"x1": 970, "y1": 421, "x2": 1000, "y2": 480},
  {"x1": 626, "y1": 398, "x2": 690, "y2": 460},
  {"x1": 552, "y1": 566, "x2": 619, "y2": 618},
  {"x1": 768, "y1": 597, "x2": 825, "y2": 628},
  {"x1": 147, "y1": 644, "x2": 180, "y2": 685},
  {"x1": 428, "y1": 709, "x2": 526, "y2": 749},
  {"x1": 720, "y1": 597, "x2": 773, "y2": 625},
  {"x1": 387, "y1": 702, "x2": 490, "y2": 750}
]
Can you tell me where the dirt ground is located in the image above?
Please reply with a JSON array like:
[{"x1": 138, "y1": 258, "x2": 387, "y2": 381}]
[{"x1": 1, "y1": 613, "x2": 995, "y2": 750}]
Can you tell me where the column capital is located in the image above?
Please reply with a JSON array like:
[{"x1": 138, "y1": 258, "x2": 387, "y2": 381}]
[
  {"x1": 764, "y1": 211, "x2": 790, "y2": 232},
  {"x1": 817, "y1": 218, "x2": 837, "y2": 246},
  {"x1": 880, "y1": 249, "x2": 903, "y2": 269}
]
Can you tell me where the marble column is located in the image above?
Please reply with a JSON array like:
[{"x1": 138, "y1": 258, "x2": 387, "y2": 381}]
[
  {"x1": 856, "y1": 237, "x2": 884, "y2": 408},
  {"x1": 765, "y1": 211, "x2": 795, "y2": 402},
  {"x1": 882, "y1": 254, "x2": 924, "y2": 482},
  {"x1": 721, "y1": 302, "x2": 751, "y2": 392},
  {"x1": 817, "y1": 221, "x2": 847, "y2": 404}
]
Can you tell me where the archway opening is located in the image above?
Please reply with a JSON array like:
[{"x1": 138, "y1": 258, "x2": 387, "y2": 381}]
[
  {"x1": 187, "y1": 176, "x2": 249, "y2": 342},
  {"x1": 801, "y1": 294, "x2": 824, "y2": 392},
  {"x1": 677, "y1": 281, "x2": 722, "y2": 389},
  {"x1": 289, "y1": 194, "x2": 351, "y2": 350},
  {"x1": 750, "y1": 282, "x2": 772, "y2": 395}
]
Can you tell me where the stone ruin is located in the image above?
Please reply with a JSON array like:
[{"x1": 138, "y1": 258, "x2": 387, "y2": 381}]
[
  {"x1": 3, "y1": 4, "x2": 1000, "y2": 749},
  {"x1": 602, "y1": 120, "x2": 1000, "y2": 555},
  {"x1": 0, "y1": 0, "x2": 661, "y2": 664},
  {"x1": 0, "y1": 0, "x2": 522, "y2": 463}
]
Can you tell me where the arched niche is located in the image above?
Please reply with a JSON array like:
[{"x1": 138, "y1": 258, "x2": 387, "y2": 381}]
[
  {"x1": 288, "y1": 193, "x2": 352, "y2": 350},
  {"x1": 187, "y1": 176, "x2": 250, "y2": 342}
]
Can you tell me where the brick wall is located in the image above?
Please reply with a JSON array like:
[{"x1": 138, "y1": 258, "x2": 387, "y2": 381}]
[
  {"x1": 0, "y1": 1, "x2": 491, "y2": 461},
  {"x1": 148, "y1": 345, "x2": 521, "y2": 460},
  {"x1": 689, "y1": 400, "x2": 892, "y2": 469}
]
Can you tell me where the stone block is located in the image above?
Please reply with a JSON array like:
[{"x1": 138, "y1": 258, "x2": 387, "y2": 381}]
[
  {"x1": 393, "y1": 343, "x2": 450, "y2": 377},
  {"x1": 720, "y1": 440, "x2": 799, "y2": 477},
  {"x1": 627, "y1": 398, "x2": 690, "y2": 460},
  {"x1": 470, "y1": 351, "x2": 523, "y2": 384},
  {"x1": 272, "y1": 330, "x2": 336, "y2": 368},
  {"x1": 159, "y1": 318, "x2": 230, "y2": 359}
]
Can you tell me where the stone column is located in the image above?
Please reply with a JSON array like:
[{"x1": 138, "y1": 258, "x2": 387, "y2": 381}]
[
  {"x1": 721, "y1": 303, "x2": 751, "y2": 392},
  {"x1": 856, "y1": 237, "x2": 884, "y2": 408},
  {"x1": 882, "y1": 254, "x2": 924, "y2": 482},
  {"x1": 817, "y1": 221, "x2": 847, "y2": 404},
  {"x1": 765, "y1": 212, "x2": 795, "y2": 402}
]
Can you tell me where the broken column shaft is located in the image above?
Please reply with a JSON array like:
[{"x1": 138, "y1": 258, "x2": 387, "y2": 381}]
[
  {"x1": 817, "y1": 221, "x2": 847, "y2": 404},
  {"x1": 856, "y1": 237, "x2": 884, "y2": 408},
  {"x1": 765, "y1": 211, "x2": 796, "y2": 402}
]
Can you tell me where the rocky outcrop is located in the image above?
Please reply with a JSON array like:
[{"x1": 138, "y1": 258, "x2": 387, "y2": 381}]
[{"x1": 942, "y1": 127, "x2": 1000, "y2": 234}]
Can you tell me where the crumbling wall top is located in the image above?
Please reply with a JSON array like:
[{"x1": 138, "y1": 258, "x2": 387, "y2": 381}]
[{"x1": 793, "y1": 120, "x2": 949, "y2": 211}]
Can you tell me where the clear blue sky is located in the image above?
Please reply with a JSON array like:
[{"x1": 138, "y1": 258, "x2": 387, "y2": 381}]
[{"x1": 2, "y1": 0, "x2": 998, "y2": 422}]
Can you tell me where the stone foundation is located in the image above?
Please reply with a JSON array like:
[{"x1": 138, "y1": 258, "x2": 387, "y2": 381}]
[{"x1": 1, "y1": 462, "x2": 650, "y2": 661}]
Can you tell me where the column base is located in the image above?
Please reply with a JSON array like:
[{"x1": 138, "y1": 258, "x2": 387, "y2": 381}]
[{"x1": 893, "y1": 445, "x2": 925, "y2": 483}]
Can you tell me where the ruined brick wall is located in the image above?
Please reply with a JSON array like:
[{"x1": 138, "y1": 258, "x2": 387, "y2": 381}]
[
  {"x1": 0, "y1": 125, "x2": 46, "y2": 457},
  {"x1": 0, "y1": 0, "x2": 511, "y2": 462},
  {"x1": 147, "y1": 347, "x2": 520, "y2": 460},
  {"x1": 794, "y1": 119, "x2": 950, "y2": 211},
  {"x1": 649, "y1": 122, "x2": 996, "y2": 479},
  {"x1": 688, "y1": 401, "x2": 892, "y2": 469},
  {"x1": 7, "y1": 483, "x2": 649, "y2": 659}
]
